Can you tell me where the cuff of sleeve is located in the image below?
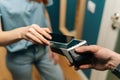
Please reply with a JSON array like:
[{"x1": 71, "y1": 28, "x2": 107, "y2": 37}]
[{"x1": 112, "y1": 64, "x2": 120, "y2": 78}]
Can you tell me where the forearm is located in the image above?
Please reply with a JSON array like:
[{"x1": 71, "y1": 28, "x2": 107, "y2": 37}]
[
  {"x1": 0, "y1": 27, "x2": 24, "y2": 46},
  {"x1": 102, "y1": 48, "x2": 120, "y2": 70}
]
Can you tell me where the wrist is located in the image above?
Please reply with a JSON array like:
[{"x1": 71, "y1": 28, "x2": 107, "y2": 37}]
[
  {"x1": 109, "y1": 53, "x2": 120, "y2": 70},
  {"x1": 107, "y1": 53, "x2": 120, "y2": 78},
  {"x1": 17, "y1": 27, "x2": 27, "y2": 40}
]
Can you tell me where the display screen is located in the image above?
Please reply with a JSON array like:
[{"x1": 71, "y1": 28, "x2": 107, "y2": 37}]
[
  {"x1": 50, "y1": 39, "x2": 83, "y2": 49},
  {"x1": 67, "y1": 40, "x2": 81, "y2": 48},
  {"x1": 49, "y1": 33, "x2": 86, "y2": 49},
  {"x1": 49, "y1": 33, "x2": 74, "y2": 43}
]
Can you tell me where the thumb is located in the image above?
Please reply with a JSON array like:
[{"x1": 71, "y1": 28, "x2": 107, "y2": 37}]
[{"x1": 79, "y1": 64, "x2": 93, "y2": 69}]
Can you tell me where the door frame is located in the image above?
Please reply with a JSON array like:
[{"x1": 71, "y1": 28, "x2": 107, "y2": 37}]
[{"x1": 59, "y1": 0, "x2": 86, "y2": 39}]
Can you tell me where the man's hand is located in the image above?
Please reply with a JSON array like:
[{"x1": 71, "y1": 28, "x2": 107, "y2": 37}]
[{"x1": 74, "y1": 45, "x2": 120, "y2": 71}]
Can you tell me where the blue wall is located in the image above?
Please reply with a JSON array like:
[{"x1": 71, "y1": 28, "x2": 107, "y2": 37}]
[
  {"x1": 47, "y1": 0, "x2": 77, "y2": 33},
  {"x1": 81, "y1": 0, "x2": 105, "y2": 78},
  {"x1": 47, "y1": 0, "x2": 60, "y2": 33},
  {"x1": 66, "y1": 0, "x2": 77, "y2": 31},
  {"x1": 82, "y1": 0, "x2": 105, "y2": 44},
  {"x1": 48, "y1": 0, "x2": 105, "y2": 44}
]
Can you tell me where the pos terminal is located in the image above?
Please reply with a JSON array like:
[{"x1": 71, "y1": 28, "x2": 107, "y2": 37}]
[{"x1": 49, "y1": 33, "x2": 93, "y2": 68}]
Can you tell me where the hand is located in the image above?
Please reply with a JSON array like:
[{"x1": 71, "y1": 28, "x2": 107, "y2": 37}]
[
  {"x1": 49, "y1": 47, "x2": 59, "y2": 65},
  {"x1": 19, "y1": 24, "x2": 52, "y2": 45},
  {"x1": 74, "y1": 45, "x2": 120, "y2": 71}
]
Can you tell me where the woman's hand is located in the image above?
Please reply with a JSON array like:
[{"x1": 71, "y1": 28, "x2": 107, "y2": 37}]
[{"x1": 20, "y1": 24, "x2": 52, "y2": 45}]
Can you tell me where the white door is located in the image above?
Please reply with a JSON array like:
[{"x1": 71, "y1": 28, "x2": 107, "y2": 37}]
[{"x1": 90, "y1": 0, "x2": 120, "y2": 80}]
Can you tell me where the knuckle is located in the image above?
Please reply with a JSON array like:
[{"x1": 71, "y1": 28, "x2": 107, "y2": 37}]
[
  {"x1": 31, "y1": 24, "x2": 40, "y2": 28},
  {"x1": 28, "y1": 27, "x2": 33, "y2": 31},
  {"x1": 27, "y1": 28, "x2": 33, "y2": 33},
  {"x1": 26, "y1": 33, "x2": 30, "y2": 36}
]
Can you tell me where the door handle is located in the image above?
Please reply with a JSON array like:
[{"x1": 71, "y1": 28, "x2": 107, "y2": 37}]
[{"x1": 111, "y1": 13, "x2": 120, "y2": 29}]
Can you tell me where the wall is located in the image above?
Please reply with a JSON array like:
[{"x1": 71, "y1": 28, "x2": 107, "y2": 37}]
[
  {"x1": 47, "y1": 0, "x2": 77, "y2": 33},
  {"x1": 82, "y1": 0, "x2": 105, "y2": 44},
  {"x1": 47, "y1": 0, "x2": 60, "y2": 33},
  {"x1": 114, "y1": 30, "x2": 120, "y2": 53},
  {"x1": 81, "y1": 0, "x2": 105, "y2": 78}
]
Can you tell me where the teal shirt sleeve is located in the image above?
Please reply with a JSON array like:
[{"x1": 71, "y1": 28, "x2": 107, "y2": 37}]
[{"x1": 46, "y1": 0, "x2": 53, "y2": 7}]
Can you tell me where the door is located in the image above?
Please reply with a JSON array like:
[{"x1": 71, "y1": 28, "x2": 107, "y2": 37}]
[{"x1": 90, "y1": 0, "x2": 120, "y2": 80}]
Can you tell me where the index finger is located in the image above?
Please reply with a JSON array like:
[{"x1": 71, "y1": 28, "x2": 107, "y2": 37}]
[
  {"x1": 31, "y1": 24, "x2": 52, "y2": 40},
  {"x1": 75, "y1": 45, "x2": 99, "y2": 54}
]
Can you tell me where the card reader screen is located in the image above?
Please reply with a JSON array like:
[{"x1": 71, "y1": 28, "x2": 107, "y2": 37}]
[
  {"x1": 50, "y1": 33, "x2": 74, "y2": 43},
  {"x1": 67, "y1": 40, "x2": 81, "y2": 48}
]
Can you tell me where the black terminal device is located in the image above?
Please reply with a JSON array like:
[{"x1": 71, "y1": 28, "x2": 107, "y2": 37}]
[{"x1": 49, "y1": 33, "x2": 94, "y2": 68}]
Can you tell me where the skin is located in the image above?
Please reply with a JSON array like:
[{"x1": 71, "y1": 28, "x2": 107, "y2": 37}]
[
  {"x1": 0, "y1": 8, "x2": 59, "y2": 64},
  {"x1": 74, "y1": 45, "x2": 120, "y2": 71}
]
